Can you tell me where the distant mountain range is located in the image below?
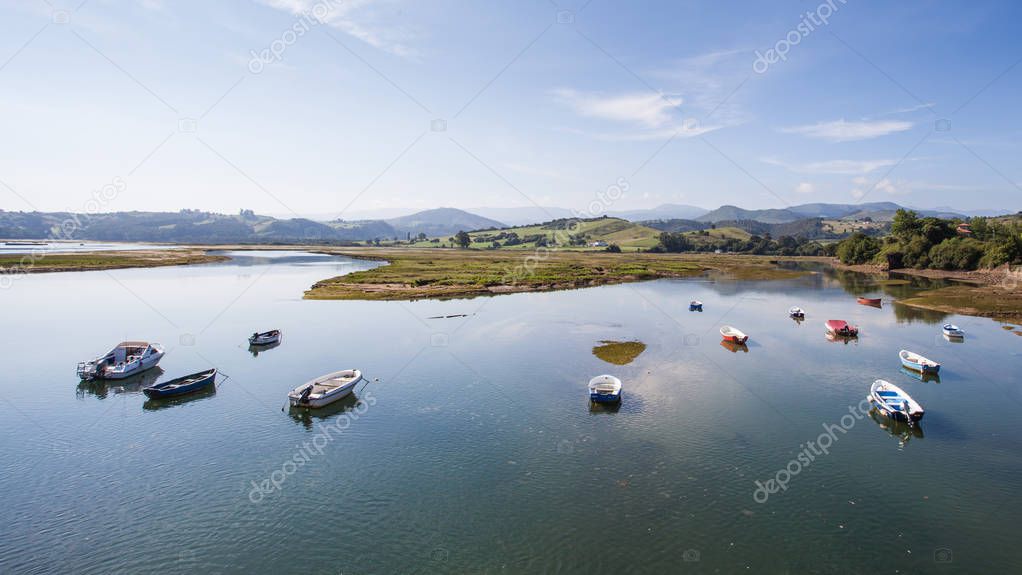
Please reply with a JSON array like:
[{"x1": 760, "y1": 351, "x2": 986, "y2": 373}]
[
  {"x1": 1, "y1": 201, "x2": 1012, "y2": 244},
  {"x1": 0, "y1": 208, "x2": 504, "y2": 243},
  {"x1": 693, "y1": 202, "x2": 969, "y2": 224}
]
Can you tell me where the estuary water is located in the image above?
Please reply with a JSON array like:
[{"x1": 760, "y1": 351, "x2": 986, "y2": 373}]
[{"x1": 1, "y1": 251, "x2": 1020, "y2": 574}]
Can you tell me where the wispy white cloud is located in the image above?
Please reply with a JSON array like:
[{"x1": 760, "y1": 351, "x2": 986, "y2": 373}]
[
  {"x1": 763, "y1": 157, "x2": 899, "y2": 175},
  {"x1": 882, "y1": 102, "x2": 936, "y2": 115},
  {"x1": 781, "y1": 119, "x2": 913, "y2": 142},
  {"x1": 850, "y1": 176, "x2": 905, "y2": 199},
  {"x1": 258, "y1": 0, "x2": 414, "y2": 57},
  {"x1": 553, "y1": 89, "x2": 683, "y2": 128},
  {"x1": 794, "y1": 181, "x2": 815, "y2": 194},
  {"x1": 553, "y1": 48, "x2": 747, "y2": 141},
  {"x1": 552, "y1": 89, "x2": 721, "y2": 141}
]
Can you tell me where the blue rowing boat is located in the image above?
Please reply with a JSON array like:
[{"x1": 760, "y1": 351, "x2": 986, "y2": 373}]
[
  {"x1": 869, "y1": 379, "x2": 924, "y2": 422},
  {"x1": 899, "y1": 349, "x2": 940, "y2": 374},
  {"x1": 689, "y1": 300, "x2": 703, "y2": 312},
  {"x1": 143, "y1": 368, "x2": 217, "y2": 399},
  {"x1": 588, "y1": 375, "x2": 622, "y2": 403}
]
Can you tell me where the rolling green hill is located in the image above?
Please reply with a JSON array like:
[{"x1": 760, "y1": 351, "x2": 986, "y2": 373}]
[{"x1": 399, "y1": 216, "x2": 662, "y2": 251}]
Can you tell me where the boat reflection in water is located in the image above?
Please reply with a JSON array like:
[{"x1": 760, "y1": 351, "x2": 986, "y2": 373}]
[
  {"x1": 900, "y1": 366, "x2": 941, "y2": 383},
  {"x1": 825, "y1": 332, "x2": 858, "y2": 345},
  {"x1": 248, "y1": 340, "x2": 281, "y2": 357},
  {"x1": 869, "y1": 407, "x2": 924, "y2": 446},
  {"x1": 588, "y1": 399, "x2": 621, "y2": 414},
  {"x1": 77, "y1": 367, "x2": 165, "y2": 400},
  {"x1": 287, "y1": 392, "x2": 364, "y2": 430},
  {"x1": 720, "y1": 340, "x2": 749, "y2": 353},
  {"x1": 143, "y1": 385, "x2": 216, "y2": 411}
]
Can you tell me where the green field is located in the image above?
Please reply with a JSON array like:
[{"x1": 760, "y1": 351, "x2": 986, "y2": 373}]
[{"x1": 392, "y1": 217, "x2": 662, "y2": 252}]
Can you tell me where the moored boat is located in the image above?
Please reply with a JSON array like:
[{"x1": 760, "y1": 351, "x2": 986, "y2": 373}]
[
  {"x1": 588, "y1": 374, "x2": 622, "y2": 403},
  {"x1": 899, "y1": 349, "x2": 940, "y2": 374},
  {"x1": 942, "y1": 324, "x2": 965, "y2": 338},
  {"x1": 289, "y1": 369, "x2": 363, "y2": 408},
  {"x1": 824, "y1": 320, "x2": 858, "y2": 337},
  {"x1": 248, "y1": 330, "x2": 281, "y2": 346},
  {"x1": 689, "y1": 300, "x2": 703, "y2": 311},
  {"x1": 857, "y1": 297, "x2": 882, "y2": 307},
  {"x1": 77, "y1": 341, "x2": 165, "y2": 381},
  {"x1": 789, "y1": 306, "x2": 805, "y2": 319},
  {"x1": 869, "y1": 379, "x2": 925, "y2": 422},
  {"x1": 720, "y1": 325, "x2": 749, "y2": 344},
  {"x1": 143, "y1": 368, "x2": 217, "y2": 399}
]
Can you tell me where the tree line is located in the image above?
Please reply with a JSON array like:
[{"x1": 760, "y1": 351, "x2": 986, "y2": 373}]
[{"x1": 834, "y1": 209, "x2": 1022, "y2": 270}]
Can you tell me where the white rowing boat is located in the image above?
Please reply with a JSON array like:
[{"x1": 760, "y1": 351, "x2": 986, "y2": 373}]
[{"x1": 288, "y1": 369, "x2": 362, "y2": 408}]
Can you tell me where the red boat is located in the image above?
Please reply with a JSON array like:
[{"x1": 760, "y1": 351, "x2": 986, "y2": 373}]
[
  {"x1": 720, "y1": 325, "x2": 749, "y2": 344},
  {"x1": 857, "y1": 297, "x2": 882, "y2": 307},
  {"x1": 825, "y1": 320, "x2": 859, "y2": 337}
]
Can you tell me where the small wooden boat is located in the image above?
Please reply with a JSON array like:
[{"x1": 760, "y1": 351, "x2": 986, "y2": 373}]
[
  {"x1": 869, "y1": 379, "x2": 924, "y2": 422},
  {"x1": 720, "y1": 325, "x2": 749, "y2": 344},
  {"x1": 942, "y1": 324, "x2": 965, "y2": 338},
  {"x1": 248, "y1": 330, "x2": 281, "y2": 346},
  {"x1": 789, "y1": 306, "x2": 805, "y2": 319},
  {"x1": 689, "y1": 300, "x2": 703, "y2": 311},
  {"x1": 900, "y1": 349, "x2": 940, "y2": 374},
  {"x1": 143, "y1": 368, "x2": 217, "y2": 399},
  {"x1": 588, "y1": 375, "x2": 622, "y2": 403},
  {"x1": 857, "y1": 297, "x2": 882, "y2": 307},
  {"x1": 825, "y1": 320, "x2": 858, "y2": 337},
  {"x1": 289, "y1": 369, "x2": 362, "y2": 408},
  {"x1": 77, "y1": 341, "x2": 165, "y2": 381}
]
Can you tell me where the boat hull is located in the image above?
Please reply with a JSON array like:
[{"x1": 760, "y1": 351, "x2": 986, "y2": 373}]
[
  {"x1": 721, "y1": 335, "x2": 748, "y2": 344},
  {"x1": 825, "y1": 321, "x2": 858, "y2": 337},
  {"x1": 857, "y1": 297, "x2": 882, "y2": 307},
  {"x1": 143, "y1": 369, "x2": 217, "y2": 399},
  {"x1": 900, "y1": 357, "x2": 940, "y2": 374},
  {"x1": 289, "y1": 370, "x2": 362, "y2": 408},
  {"x1": 869, "y1": 380, "x2": 925, "y2": 422},
  {"x1": 589, "y1": 391, "x2": 621, "y2": 404},
  {"x1": 249, "y1": 331, "x2": 281, "y2": 346},
  {"x1": 942, "y1": 325, "x2": 965, "y2": 338}
]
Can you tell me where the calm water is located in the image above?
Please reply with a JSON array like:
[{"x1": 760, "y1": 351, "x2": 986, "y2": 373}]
[
  {"x1": 0, "y1": 241, "x2": 174, "y2": 255},
  {"x1": 1, "y1": 252, "x2": 1021, "y2": 574}
]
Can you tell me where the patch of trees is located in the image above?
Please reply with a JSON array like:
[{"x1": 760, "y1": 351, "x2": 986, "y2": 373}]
[
  {"x1": 834, "y1": 209, "x2": 1022, "y2": 270},
  {"x1": 651, "y1": 231, "x2": 828, "y2": 256}
]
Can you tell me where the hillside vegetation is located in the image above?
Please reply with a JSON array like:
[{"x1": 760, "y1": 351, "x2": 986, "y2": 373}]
[{"x1": 835, "y1": 209, "x2": 1022, "y2": 270}]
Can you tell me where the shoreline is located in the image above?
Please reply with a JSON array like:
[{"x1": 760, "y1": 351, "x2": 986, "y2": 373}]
[
  {"x1": 831, "y1": 259, "x2": 1022, "y2": 322},
  {"x1": 0, "y1": 248, "x2": 229, "y2": 274},
  {"x1": 3, "y1": 244, "x2": 1019, "y2": 322},
  {"x1": 301, "y1": 249, "x2": 811, "y2": 301}
]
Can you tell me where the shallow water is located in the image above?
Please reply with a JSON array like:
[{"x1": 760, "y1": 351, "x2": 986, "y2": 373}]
[
  {"x1": 0, "y1": 241, "x2": 174, "y2": 255},
  {"x1": 1, "y1": 252, "x2": 1020, "y2": 574}
]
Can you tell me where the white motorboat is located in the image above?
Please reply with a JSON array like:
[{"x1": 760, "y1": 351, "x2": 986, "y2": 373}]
[
  {"x1": 77, "y1": 341, "x2": 165, "y2": 381},
  {"x1": 789, "y1": 306, "x2": 805, "y2": 319},
  {"x1": 289, "y1": 369, "x2": 363, "y2": 408},
  {"x1": 942, "y1": 324, "x2": 965, "y2": 338}
]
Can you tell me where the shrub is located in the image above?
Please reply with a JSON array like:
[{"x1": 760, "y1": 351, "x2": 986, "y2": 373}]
[
  {"x1": 928, "y1": 238, "x2": 984, "y2": 270},
  {"x1": 836, "y1": 233, "x2": 881, "y2": 264}
]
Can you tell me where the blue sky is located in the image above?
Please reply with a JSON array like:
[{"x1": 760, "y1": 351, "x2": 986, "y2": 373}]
[{"x1": 1, "y1": 0, "x2": 1020, "y2": 217}]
